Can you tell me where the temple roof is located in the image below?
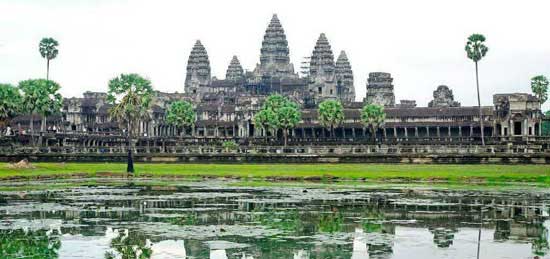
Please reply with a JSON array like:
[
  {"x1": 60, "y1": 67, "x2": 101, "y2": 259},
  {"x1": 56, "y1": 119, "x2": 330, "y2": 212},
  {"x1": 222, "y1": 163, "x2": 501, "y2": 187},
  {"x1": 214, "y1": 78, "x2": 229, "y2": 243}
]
[
  {"x1": 184, "y1": 40, "x2": 211, "y2": 89},
  {"x1": 225, "y1": 56, "x2": 244, "y2": 81},
  {"x1": 256, "y1": 14, "x2": 295, "y2": 77},
  {"x1": 309, "y1": 33, "x2": 335, "y2": 77}
]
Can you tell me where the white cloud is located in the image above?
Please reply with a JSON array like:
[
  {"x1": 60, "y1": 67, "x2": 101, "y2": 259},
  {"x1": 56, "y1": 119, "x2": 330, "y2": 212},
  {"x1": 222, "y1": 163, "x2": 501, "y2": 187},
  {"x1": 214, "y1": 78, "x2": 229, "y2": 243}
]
[{"x1": 1, "y1": 0, "x2": 549, "y2": 110}]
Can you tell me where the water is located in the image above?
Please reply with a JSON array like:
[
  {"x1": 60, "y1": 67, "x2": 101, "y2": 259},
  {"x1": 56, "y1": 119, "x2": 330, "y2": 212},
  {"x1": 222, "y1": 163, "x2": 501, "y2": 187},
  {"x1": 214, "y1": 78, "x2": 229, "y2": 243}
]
[{"x1": 1, "y1": 179, "x2": 549, "y2": 258}]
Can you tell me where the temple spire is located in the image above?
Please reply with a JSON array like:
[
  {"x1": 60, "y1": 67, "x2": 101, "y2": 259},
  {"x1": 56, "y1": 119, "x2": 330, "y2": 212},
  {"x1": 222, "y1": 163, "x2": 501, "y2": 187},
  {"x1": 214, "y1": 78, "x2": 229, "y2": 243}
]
[
  {"x1": 253, "y1": 14, "x2": 295, "y2": 78},
  {"x1": 225, "y1": 55, "x2": 244, "y2": 81},
  {"x1": 309, "y1": 33, "x2": 335, "y2": 78},
  {"x1": 335, "y1": 50, "x2": 355, "y2": 102},
  {"x1": 184, "y1": 40, "x2": 211, "y2": 94}
]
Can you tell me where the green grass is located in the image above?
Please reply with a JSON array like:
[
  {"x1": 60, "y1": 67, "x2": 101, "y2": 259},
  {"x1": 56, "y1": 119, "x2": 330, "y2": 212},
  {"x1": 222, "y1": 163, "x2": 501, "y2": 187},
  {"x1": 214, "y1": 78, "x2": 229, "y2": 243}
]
[{"x1": 0, "y1": 163, "x2": 549, "y2": 184}]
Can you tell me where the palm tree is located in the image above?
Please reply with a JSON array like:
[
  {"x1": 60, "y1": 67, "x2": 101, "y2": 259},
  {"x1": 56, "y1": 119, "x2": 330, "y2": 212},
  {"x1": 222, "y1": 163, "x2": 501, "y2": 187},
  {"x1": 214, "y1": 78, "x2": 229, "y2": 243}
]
[
  {"x1": 18, "y1": 79, "x2": 62, "y2": 146},
  {"x1": 277, "y1": 104, "x2": 301, "y2": 146},
  {"x1": 531, "y1": 75, "x2": 548, "y2": 110},
  {"x1": 361, "y1": 104, "x2": 385, "y2": 141},
  {"x1": 254, "y1": 108, "x2": 277, "y2": 141},
  {"x1": 39, "y1": 38, "x2": 59, "y2": 80},
  {"x1": 465, "y1": 34, "x2": 489, "y2": 145},
  {"x1": 166, "y1": 100, "x2": 196, "y2": 138},
  {"x1": 318, "y1": 100, "x2": 344, "y2": 138},
  {"x1": 107, "y1": 73, "x2": 154, "y2": 173},
  {"x1": 0, "y1": 84, "x2": 22, "y2": 133}
]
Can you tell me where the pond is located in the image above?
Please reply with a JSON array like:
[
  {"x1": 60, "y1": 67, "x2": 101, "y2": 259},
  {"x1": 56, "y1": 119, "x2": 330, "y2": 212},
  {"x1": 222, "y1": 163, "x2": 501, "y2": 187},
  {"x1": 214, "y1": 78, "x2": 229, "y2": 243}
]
[{"x1": 1, "y1": 179, "x2": 549, "y2": 258}]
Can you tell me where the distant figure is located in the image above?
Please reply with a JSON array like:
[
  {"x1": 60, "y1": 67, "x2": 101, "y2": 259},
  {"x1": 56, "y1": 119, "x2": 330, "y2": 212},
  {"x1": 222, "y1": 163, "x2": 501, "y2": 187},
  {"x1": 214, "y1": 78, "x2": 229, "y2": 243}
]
[{"x1": 5, "y1": 126, "x2": 12, "y2": 136}]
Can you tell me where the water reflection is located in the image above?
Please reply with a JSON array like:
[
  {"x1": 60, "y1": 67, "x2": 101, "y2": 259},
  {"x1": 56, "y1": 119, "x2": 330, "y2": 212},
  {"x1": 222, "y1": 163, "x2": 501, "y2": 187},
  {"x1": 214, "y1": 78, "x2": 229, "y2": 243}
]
[{"x1": 0, "y1": 182, "x2": 550, "y2": 258}]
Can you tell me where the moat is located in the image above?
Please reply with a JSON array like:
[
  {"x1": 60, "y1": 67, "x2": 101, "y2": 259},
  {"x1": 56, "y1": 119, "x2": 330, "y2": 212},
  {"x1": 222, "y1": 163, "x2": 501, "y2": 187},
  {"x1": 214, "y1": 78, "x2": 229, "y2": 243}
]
[{"x1": 1, "y1": 179, "x2": 549, "y2": 259}]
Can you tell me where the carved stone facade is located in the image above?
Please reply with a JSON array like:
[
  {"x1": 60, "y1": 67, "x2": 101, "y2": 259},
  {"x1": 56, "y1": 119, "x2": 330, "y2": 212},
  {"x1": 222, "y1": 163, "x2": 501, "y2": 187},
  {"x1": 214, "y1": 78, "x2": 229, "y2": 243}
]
[
  {"x1": 225, "y1": 56, "x2": 244, "y2": 82},
  {"x1": 308, "y1": 33, "x2": 337, "y2": 101},
  {"x1": 335, "y1": 51, "x2": 355, "y2": 103},
  {"x1": 428, "y1": 85, "x2": 461, "y2": 108},
  {"x1": 365, "y1": 72, "x2": 395, "y2": 107},
  {"x1": 493, "y1": 93, "x2": 543, "y2": 136},
  {"x1": 184, "y1": 40, "x2": 211, "y2": 95},
  {"x1": 253, "y1": 14, "x2": 296, "y2": 79}
]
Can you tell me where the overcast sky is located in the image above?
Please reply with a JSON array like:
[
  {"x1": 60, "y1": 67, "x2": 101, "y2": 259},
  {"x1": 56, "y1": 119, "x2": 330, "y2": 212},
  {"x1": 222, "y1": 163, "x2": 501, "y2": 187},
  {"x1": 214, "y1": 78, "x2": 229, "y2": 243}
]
[{"x1": 1, "y1": 0, "x2": 549, "y2": 110}]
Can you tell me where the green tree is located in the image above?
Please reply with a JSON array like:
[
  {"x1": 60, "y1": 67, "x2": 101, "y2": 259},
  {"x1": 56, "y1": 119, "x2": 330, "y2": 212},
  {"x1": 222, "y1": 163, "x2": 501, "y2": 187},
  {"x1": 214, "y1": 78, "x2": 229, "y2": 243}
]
[
  {"x1": 18, "y1": 79, "x2": 62, "y2": 146},
  {"x1": 263, "y1": 94, "x2": 290, "y2": 111},
  {"x1": 318, "y1": 100, "x2": 344, "y2": 137},
  {"x1": 107, "y1": 74, "x2": 154, "y2": 173},
  {"x1": 166, "y1": 100, "x2": 196, "y2": 138},
  {"x1": 0, "y1": 84, "x2": 22, "y2": 131},
  {"x1": 277, "y1": 104, "x2": 301, "y2": 146},
  {"x1": 254, "y1": 108, "x2": 277, "y2": 140},
  {"x1": 531, "y1": 75, "x2": 548, "y2": 109},
  {"x1": 361, "y1": 104, "x2": 386, "y2": 141},
  {"x1": 465, "y1": 33, "x2": 489, "y2": 145},
  {"x1": 257, "y1": 94, "x2": 301, "y2": 146},
  {"x1": 39, "y1": 37, "x2": 59, "y2": 80}
]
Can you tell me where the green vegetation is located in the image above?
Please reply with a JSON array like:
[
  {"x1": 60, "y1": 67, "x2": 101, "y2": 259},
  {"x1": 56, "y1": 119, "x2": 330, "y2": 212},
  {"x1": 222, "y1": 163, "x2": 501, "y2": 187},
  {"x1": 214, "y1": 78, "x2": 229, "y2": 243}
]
[
  {"x1": 0, "y1": 163, "x2": 549, "y2": 184},
  {"x1": 222, "y1": 140, "x2": 238, "y2": 152},
  {"x1": 465, "y1": 33, "x2": 489, "y2": 146},
  {"x1": 38, "y1": 37, "x2": 59, "y2": 80},
  {"x1": 254, "y1": 94, "x2": 301, "y2": 145},
  {"x1": 318, "y1": 99, "x2": 344, "y2": 137},
  {"x1": 0, "y1": 83, "x2": 21, "y2": 127},
  {"x1": 361, "y1": 103, "x2": 385, "y2": 140},
  {"x1": 166, "y1": 100, "x2": 196, "y2": 137},
  {"x1": 531, "y1": 75, "x2": 548, "y2": 109},
  {"x1": 18, "y1": 79, "x2": 63, "y2": 145},
  {"x1": 107, "y1": 73, "x2": 155, "y2": 173}
]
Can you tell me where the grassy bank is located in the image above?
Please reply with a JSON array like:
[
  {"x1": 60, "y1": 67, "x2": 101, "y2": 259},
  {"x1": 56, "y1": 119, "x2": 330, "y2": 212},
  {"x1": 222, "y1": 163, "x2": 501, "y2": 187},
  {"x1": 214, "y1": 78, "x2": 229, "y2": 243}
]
[{"x1": 0, "y1": 163, "x2": 549, "y2": 184}]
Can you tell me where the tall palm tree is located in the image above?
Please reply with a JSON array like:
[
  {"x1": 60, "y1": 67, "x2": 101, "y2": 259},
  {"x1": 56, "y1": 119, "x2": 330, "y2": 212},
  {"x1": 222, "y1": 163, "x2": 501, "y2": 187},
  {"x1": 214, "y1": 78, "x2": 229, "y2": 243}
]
[
  {"x1": 108, "y1": 73, "x2": 154, "y2": 173},
  {"x1": 465, "y1": 34, "x2": 489, "y2": 145},
  {"x1": 39, "y1": 38, "x2": 59, "y2": 80}
]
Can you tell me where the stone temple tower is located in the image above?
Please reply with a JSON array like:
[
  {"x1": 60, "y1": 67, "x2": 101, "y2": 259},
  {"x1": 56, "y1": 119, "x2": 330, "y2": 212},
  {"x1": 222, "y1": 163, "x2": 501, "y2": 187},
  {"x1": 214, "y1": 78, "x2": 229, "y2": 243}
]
[
  {"x1": 365, "y1": 72, "x2": 395, "y2": 107},
  {"x1": 335, "y1": 51, "x2": 355, "y2": 102},
  {"x1": 253, "y1": 14, "x2": 296, "y2": 78},
  {"x1": 308, "y1": 33, "x2": 337, "y2": 100},
  {"x1": 184, "y1": 40, "x2": 211, "y2": 94},
  {"x1": 225, "y1": 56, "x2": 244, "y2": 81}
]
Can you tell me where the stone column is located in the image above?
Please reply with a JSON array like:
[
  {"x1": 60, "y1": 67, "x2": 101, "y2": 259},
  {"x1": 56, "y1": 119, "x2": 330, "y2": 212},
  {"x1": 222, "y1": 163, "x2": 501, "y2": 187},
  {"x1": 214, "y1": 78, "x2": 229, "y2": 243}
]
[
  {"x1": 459, "y1": 126, "x2": 462, "y2": 137},
  {"x1": 470, "y1": 126, "x2": 473, "y2": 137},
  {"x1": 436, "y1": 127, "x2": 440, "y2": 137},
  {"x1": 414, "y1": 127, "x2": 418, "y2": 137},
  {"x1": 404, "y1": 127, "x2": 408, "y2": 138},
  {"x1": 426, "y1": 127, "x2": 430, "y2": 137}
]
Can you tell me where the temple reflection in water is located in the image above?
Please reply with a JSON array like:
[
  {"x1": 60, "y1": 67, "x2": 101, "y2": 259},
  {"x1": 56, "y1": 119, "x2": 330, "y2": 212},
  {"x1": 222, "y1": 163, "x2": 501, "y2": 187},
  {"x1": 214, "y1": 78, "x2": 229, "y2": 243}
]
[{"x1": 1, "y1": 183, "x2": 550, "y2": 258}]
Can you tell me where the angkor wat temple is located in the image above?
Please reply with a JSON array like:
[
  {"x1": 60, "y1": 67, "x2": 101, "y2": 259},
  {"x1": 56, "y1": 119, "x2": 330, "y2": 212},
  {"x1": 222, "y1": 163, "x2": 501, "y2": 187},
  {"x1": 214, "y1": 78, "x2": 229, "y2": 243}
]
[{"x1": 5, "y1": 14, "x2": 548, "y2": 158}]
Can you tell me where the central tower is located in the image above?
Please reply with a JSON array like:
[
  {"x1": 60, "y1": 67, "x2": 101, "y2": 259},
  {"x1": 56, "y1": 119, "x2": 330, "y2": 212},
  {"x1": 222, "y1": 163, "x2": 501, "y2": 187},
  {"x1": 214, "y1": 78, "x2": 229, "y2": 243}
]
[{"x1": 253, "y1": 14, "x2": 296, "y2": 78}]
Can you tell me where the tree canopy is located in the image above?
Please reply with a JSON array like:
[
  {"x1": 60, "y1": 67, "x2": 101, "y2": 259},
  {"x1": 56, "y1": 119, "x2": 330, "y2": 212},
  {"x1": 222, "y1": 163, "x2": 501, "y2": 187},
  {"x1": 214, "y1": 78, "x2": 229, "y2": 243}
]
[
  {"x1": 361, "y1": 104, "x2": 386, "y2": 139},
  {"x1": 318, "y1": 100, "x2": 344, "y2": 136},
  {"x1": 531, "y1": 75, "x2": 548, "y2": 106},
  {"x1": 254, "y1": 94, "x2": 301, "y2": 145},
  {"x1": 166, "y1": 100, "x2": 196, "y2": 136},
  {"x1": 39, "y1": 38, "x2": 59, "y2": 61},
  {"x1": 18, "y1": 79, "x2": 63, "y2": 119},
  {"x1": 0, "y1": 83, "x2": 22, "y2": 122},
  {"x1": 465, "y1": 34, "x2": 488, "y2": 63},
  {"x1": 107, "y1": 73, "x2": 154, "y2": 136}
]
